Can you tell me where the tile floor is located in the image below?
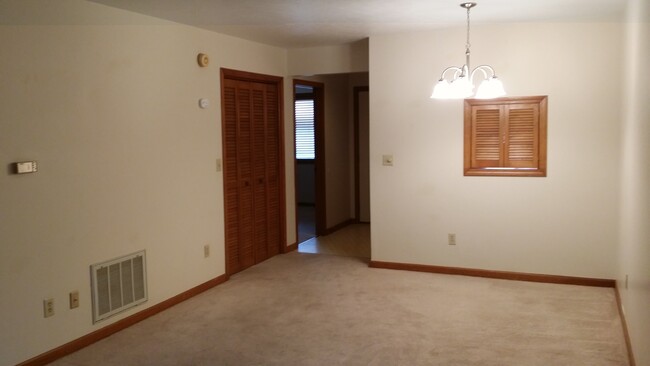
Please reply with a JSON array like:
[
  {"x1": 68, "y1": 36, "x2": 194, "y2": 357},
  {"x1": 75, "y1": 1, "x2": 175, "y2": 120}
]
[
  {"x1": 296, "y1": 204, "x2": 370, "y2": 259},
  {"x1": 299, "y1": 223, "x2": 371, "y2": 259}
]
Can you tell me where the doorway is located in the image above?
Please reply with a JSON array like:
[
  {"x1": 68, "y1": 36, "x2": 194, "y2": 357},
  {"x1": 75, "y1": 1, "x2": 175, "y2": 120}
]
[{"x1": 294, "y1": 80, "x2": 325, "y2": 244}]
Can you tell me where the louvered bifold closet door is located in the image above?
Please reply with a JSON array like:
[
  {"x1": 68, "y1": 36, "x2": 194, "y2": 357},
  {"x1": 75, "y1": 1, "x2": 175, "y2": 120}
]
[
  {"x1": 223, "y1": 75, "x2": 282, "y2": 275},
  {"x1": 223, "y1": 79, "x2": 255, "y2": 274},
  {"x1": 504, "y1": 103, "x2": 539, "y2": 169},
  {"x1": 471, "y1": 105, "x2": 504, "y2": 168}
]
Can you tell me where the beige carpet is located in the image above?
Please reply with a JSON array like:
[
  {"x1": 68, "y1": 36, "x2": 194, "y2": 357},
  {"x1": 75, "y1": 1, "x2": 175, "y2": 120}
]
[{"x1": 53, "y1": 252, "x2": 629, "y2": 366}]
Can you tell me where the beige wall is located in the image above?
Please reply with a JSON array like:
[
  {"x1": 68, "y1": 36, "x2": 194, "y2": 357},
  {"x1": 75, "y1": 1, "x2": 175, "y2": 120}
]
[
  {"x1": 288, "y1": 39, "x2": 369, "y2": 76},
  {"x1": 618, "y1": 0, "x2": 650, "y2": 363},
  {"x1": 369, "y1": 23, "x2": 622, "y2": 278},
  {"x1": 0, "y1": 1, "x2": 293, "y2": 364}
]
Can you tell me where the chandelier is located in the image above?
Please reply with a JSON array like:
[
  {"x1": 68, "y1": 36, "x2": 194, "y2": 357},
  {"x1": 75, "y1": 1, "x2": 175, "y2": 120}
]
[{"x1": 431, "y1": 2, "x2": 505, "y2": 99}]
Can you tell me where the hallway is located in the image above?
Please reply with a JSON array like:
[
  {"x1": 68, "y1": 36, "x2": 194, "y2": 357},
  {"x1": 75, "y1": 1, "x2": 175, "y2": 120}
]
[{"x1": 298, "y1": 224, "x2": 371, "y2": 259}]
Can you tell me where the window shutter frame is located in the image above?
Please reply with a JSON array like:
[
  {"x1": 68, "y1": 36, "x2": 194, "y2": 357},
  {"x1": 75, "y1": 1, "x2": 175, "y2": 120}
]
[{"x1": 464, "y1": 96, "x2": 547, "y2": 177}]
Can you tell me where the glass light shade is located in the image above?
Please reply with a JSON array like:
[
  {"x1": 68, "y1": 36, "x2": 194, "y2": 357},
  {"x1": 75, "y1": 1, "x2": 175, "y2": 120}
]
[
  {"x1": 431, "y1": 79, "x2": 451, "y2": 99},
  {"x1": 474, "y1": 77, "x2": 506, "y2": 99},
  {"x1": 432, "y1": 77, "x2": 473, "y2": 99},
  {"x1": 450, "y1": 76, "x2": 474, "y2": 99}
]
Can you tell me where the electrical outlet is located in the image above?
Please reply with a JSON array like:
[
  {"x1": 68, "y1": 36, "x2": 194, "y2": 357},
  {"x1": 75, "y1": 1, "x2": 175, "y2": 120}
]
[
  {"x1": 625, "y1": 275, "x2": 628, "y2": 290},
  {"x1": 69, "y1": 291, "x2": 79, "y2": 309},
  {"x1": 43, "y1": 298, "x2": 54, "y2": 318},
  {"x1": 448, "y1": 233, "x2": 456, "y2": 245},
  {"x1": 204, "y1": 244, "x2": 210, "y2": 258}
]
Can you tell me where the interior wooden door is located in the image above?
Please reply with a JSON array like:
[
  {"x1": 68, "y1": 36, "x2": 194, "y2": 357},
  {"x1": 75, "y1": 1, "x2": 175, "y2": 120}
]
[{"x1": 222, "y1": 70, "x2": 284, "y2": 276}]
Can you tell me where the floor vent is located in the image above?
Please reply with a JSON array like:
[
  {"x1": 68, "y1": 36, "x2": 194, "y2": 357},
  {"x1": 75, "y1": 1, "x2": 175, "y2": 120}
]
[{"x1": 91, "y1": 250, "x2": 147, "y2": 323}]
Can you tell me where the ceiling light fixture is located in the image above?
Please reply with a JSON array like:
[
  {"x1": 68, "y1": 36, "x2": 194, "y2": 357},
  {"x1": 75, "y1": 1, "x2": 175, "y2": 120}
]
[{"x1": 431, "y1": 2, "x2": 505, "y2": 99}]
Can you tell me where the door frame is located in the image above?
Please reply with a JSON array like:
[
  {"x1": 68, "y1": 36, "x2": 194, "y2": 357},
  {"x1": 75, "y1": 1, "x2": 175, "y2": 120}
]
[
  {"x1": 292, "y1": 79, "x2": 326, "y2": 238},
  {"x1": 354, "y1": 86, "x2": 369, "y2": 223},
  {"x1": 220, "y1": 68, "x2": 287, "y2": 277}
]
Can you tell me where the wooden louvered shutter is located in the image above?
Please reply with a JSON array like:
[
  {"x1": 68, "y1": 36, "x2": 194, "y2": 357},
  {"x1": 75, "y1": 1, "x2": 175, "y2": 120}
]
[
  {"x1": 464, "y1": 96, "x2": 547, "y2": 177},
  {"x1": 471, "y1": 105, "x2": 503, "y2": 168},
  {"x1": 504, "y1": 103, "x2": 539, "y2": 169}
]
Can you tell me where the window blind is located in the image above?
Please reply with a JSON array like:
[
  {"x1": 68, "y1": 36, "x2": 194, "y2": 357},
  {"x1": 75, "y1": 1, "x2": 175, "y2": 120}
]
[{"x1": 295, "y1": 99, "x2": 315, "y2": 159}]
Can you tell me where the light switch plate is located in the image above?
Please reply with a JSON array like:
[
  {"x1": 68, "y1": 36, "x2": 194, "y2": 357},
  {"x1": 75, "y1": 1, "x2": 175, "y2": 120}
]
[
  {"x1": 69, "y1": 291, "x2": 79, "y2": 309},
  {"x1": 382, "y1": 155, "x2": 394, "y2": 166}
]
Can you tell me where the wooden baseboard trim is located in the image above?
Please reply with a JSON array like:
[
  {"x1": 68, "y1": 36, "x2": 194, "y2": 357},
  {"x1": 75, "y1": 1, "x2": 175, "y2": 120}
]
[
  {"x1": 325, "y1": 218, "x2": 355, "y2": 235},
  {"x1": 18, "y1": 274, "x2": 228, "y2": 366},
  {"x1": 614, "y1": 286, "x2": 636, "y2": 366},
  {"x1": 284, "y1": 242, "x2": 298, "y2": 253},
  {"x1": 368, "y1": 261, "x2": 616, "y2": 288}
]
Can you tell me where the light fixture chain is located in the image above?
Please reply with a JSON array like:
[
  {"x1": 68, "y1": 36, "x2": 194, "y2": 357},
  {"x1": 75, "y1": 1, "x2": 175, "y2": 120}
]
[{"x1": 466, "y1": 5, "x2": 471, "y2": 52}]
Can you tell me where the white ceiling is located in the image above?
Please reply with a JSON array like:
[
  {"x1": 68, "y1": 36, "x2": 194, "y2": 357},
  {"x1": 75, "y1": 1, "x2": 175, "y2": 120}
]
[{"x1": 87, "y1": 0, "x2": 627, "y2": 48}]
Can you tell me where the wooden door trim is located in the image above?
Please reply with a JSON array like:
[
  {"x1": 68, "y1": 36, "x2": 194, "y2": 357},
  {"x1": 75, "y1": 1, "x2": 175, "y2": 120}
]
[
  {"x1": 221, "y1": 68, "x2": 286, "y2": 276},
  {"x1": 293, "y1": 79, "x2": 326, "y2": 237},
  {"x1": 221, "y1": 68, "x2": 283, "y2": 84},
  {"x1": 354, "y1": 86, "x2": 369, "y2": 223},
  {"x1": 369, "y1": 261, "x2": 616, "y2": 287}
]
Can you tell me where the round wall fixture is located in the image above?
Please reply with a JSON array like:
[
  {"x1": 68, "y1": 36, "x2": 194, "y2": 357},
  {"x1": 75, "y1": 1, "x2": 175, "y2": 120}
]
[
  {"x1": 197, "y1": 53, "x2": 209, "y2": 67},
  {"x1": 199, "y1": 98, "x2": 210, "y2": 109}
]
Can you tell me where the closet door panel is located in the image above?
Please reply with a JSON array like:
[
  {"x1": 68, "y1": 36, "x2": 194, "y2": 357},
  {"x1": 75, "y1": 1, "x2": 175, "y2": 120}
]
[
  {"x1": 251, "y1": 85, "x2": 269, "y2": 262},
  {"x1": 236, "y1": 83, "x2": 255, "y2": 270},
  {"x1": 265, "y1": 84, "x2": 281, "y2": 257},
  {"x1": 222, "y1": 81, "x2": 241, "y2": 274}
]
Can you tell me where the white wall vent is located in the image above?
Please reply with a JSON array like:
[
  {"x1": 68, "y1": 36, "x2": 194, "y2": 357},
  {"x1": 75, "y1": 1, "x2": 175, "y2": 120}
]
[{"x1": 91, "y1": 250, "x2": 147, "y2": 323}]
